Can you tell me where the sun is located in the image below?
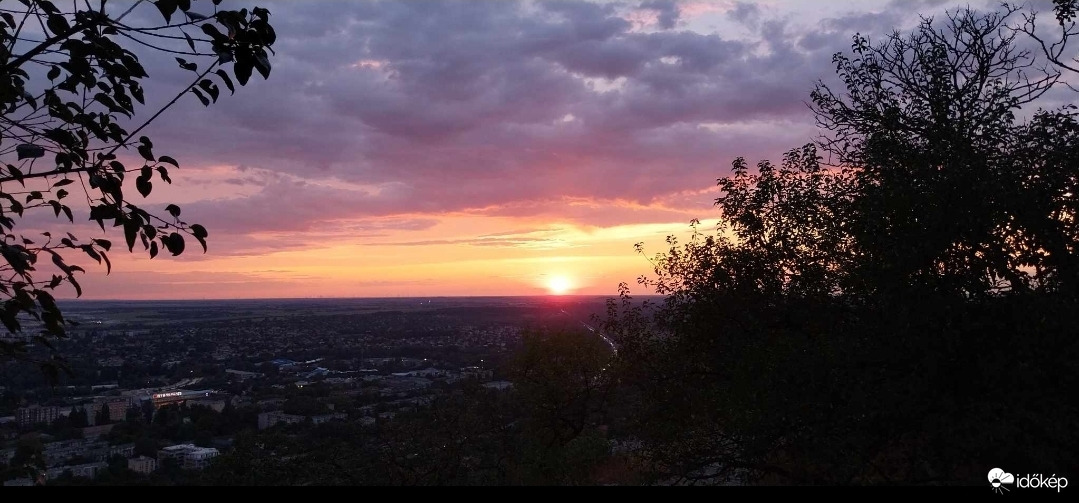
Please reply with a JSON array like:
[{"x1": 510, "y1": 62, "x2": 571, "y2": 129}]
[{"x1": 547, "y1": 275, "x2": 572, "y2": 295}]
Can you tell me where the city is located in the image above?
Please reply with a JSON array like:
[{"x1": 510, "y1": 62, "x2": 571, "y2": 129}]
[{"x1": 1, "y1": 296, "x2": 620, "y2": 485}]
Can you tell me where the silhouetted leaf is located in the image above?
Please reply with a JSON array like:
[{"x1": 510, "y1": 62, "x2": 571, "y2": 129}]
[
  {"x1": 215, "y1": 69, "x2": 235, "y2": 94},
  {"x1": 182, "y1": 29, "x2": 196, "y2": 52},
  {"x1": 155, "y1": 0, "x2": 178, "y2": 23},
  {"x1": 136, "y1": 175, "x2": 152, "y2": 197},
  {"x1": 190, "y1": 224, "x2": 208, "y2": 252},
  {"x1": 235, "y1": 58, "x2": 253, "y2": 86},
  {"x1": 45, "y1": 13, "x2": 69, "y2": 35},
  {"x1": 164, "y1": 233, "x2": 186, "y2": 256},
  {"x1": 191, "y1": 87, "x2": 210, "y2": 106}
]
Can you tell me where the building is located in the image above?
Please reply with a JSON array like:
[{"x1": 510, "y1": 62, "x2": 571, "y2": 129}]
[
  {"x1": 482, "y1": 380, "x2": 514, "y2": 391},
  {"x1": 109, "y1": 443, "x2": 135, "y2": 458},
  {"x1": 45, "y1": 461, "x2": 108, "y2": 480},
  {"x1": 151, "y1": 389, "x2": 215, "y2": 408},
  {"x1": 225, "y1": 369, "x2": 264, "y2": 380},
  {"x1": 85, "y1": 397, "x2": 130, "y2": 425},
  {"x1": 257, "y1": 411, "x2": 347, "y2": 430},
  {"x1": 16, "y1": 405, "x2": 61, "y2": 427},
  {"x1": 157, "y1": 444, "x2": 219, "y2": 470},
  {"x1": 42, "y1": 439, "x2": 113, "y2": 467},
  {"x1": 189, "y1": 398, "x2": 227, "y2": 412},
  {"x1": 128, "y1": 456, "x2": 157, "y2": 474}
]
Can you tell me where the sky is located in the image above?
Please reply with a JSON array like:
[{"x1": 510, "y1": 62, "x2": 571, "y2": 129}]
[{"x1": 17, "y1": 0, "x2": 1037, "y2": 300}]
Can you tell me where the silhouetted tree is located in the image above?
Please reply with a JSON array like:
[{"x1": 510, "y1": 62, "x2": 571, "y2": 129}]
[
  {"x1": 0, "y1": 0, "x2": 276, "y2": 379},
  {"x1": 94, "y1": 402, "x2": 110, "y2": 425},
  {"x1": 607, "y1": 5, "x2": 1079, "y2": 485}
]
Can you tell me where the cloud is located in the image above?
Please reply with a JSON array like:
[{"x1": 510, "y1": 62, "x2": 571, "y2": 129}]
[
  {"x1": 118, "y1": 0, "x2": 881, "y2": 231},
  {"x1": 16, "y1": 0, "x2": 965, "y2": 265}
]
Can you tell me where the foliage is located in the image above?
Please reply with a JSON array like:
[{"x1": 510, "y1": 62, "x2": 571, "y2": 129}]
[
  {"x1": 605, "y1": 6, "x2": 1079, "y2": 485},
  {"x1": 197, "y1": 329, "x2": 621, "y2": 486},
  {"x1": 0, "y1": 0, "x2": 276, "y2": 378}
]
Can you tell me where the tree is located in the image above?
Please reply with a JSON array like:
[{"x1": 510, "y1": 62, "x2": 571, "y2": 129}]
[
  {"x1": 94, "y1": 401, "x2": 110, "y2": 425},
  {"x1": 68, "y1": 405, "x2": 87, "y2": 427},
  {"x1": 1017, "y1": 0, "x2": 1079, "y2": 78},
  {"x1": 0, "y1": 0, "x2": 277, "y2": 378},
  {"x1": 810, "y1": 5, "x2": 1072, "y2": 297},
  {"x1": 607, "y1": 5, "x2": 1079, "y2": 485},
  {"x1": 504, "y1": 329, "x2": 616, "y2": 484}
]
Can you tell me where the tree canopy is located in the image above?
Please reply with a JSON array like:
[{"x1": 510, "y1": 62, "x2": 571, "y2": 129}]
[
  {"x1": 605, "y1": 5, "x2": 1078, "y2": 484},
  {"x1": 0, "y1": 0, "x2": 276, "y2": 377}
]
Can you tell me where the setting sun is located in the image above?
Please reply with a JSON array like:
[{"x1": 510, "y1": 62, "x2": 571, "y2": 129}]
[{"x1": 547, "y1": 275, "x2": 573, "y2": 295}]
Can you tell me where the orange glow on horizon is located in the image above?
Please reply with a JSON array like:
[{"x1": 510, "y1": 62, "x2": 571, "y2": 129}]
[{"x1": 57, "y1": 213, "x2": 708, "y2": 300}]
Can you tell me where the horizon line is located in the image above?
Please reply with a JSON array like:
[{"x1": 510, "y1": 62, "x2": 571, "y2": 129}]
[{"x1": 56, "y1": 294, "x2": 665, "y2": 303}]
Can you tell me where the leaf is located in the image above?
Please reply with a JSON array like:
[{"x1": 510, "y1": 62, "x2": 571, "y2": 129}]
[
  {"x1": 15, "y1": 144, "x2": 45, "y2": 160},
  {"x1": 53, "y1": 178, "x2": 74, "y2": 187},
  {"x1": 254, "y1": 52, "x2": 272, "y2": 79},
  {"x1": 137, "y1": 144, "x2": 154, "y2": 162},
  {"x1": 94, "y1": 239, "x2": 112, "y2": 252},
  {"x1": 61, "y1": 205, "x2": 73, "y2": 222},
  {"x1": 136, "y1": 175, "x2": 152, "y2": 198},
  {"x1": 215, "y1": 69, "x2": 235, "y2": 95},
  {"x1": 45, "y1": 13, "x2": 70, "y2": 35},
  {"x1": 165, "y1": 204, "x2": 181, "y2": 218},
  {"x1": 175, "y1": 57, "x2": 198, "y2": 72},
  {"x1": 83, "y1": 246, "x2": 101, "y2": 264},
  {"x1": 182, "y1": 29, "x2": 196, "y2": 52},
  {"x1": 149, "y1": 241, "x2": 159, "y2": 259},
  {"x1": 7, "y1": 164, "x2": 25, "y2": 185},
  {"x1": 131, "y1": 83, "x2": 145, "y2": 105},
  {"x1": 157, "y1": 167, "x2": 172, "y2": 184},
  {"x1": 164, "y1": 233, "x2": 186, "y2": 256},
  {"x1": 201, "y1": 23, "x2": 225, "y2": 41},
  {"x1": 235, "y1": 58, "x2": 253, "y2": 86},
  {"x1": 158, "y1": 156, "x2": 179, "y2": 168},
  {"x1": 199, "y1": 79, "x2": 219, "y2": 103},
  {"x1": 191, "y1": 88, "x2": 210, "y2": 107},
  {"x1": 47, "y1": 66, "x2": 61, "y2": 81},
  {"x1": 69, "y1": 275, "x2": 82, "y2": 297},
  {"x1": 123, "y1": 219, "x2": 139, "y2": 252},
  {"x1": 138, "y1": 136, "x2": 154, "y2": 162},
  {"x1": 191, "y1": 223, "x2": 208, "y2": 252},
  {"x1": 155, "y1": 0, "x2": 178, "y2": 23}
]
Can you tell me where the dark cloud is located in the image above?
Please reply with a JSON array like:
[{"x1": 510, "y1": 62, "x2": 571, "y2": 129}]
[
  {"x1": 727, "y1": 2, "x2": 761, "y2": 27},
  {"x1": 49, "y1": 0, "x2": 969, "y2": 242}
]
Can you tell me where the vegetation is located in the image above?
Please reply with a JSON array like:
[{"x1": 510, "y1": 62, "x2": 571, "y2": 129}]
[
  {"x1": 0, "y1": 0, "x2": 276, "y2": 376},
  {"x1": 4, "y1": 1, "x2": 1077, "y2": 487},
  {"x1": 602, "y1": 5, "x2": 1079, "y2": 484}
]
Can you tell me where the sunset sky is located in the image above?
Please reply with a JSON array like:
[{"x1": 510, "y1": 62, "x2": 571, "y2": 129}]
[{"x1": 27, "y1": 0, "x2": 1021, "y2": 300}]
